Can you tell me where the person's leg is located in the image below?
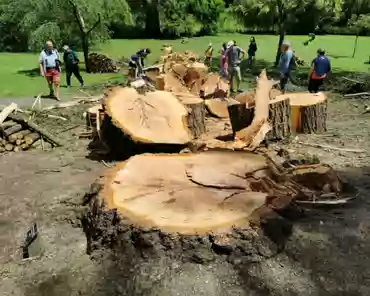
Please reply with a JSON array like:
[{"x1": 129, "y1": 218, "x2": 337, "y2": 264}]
[
  {"x1": 316, "y1": 78, "x2": 324, "y2": 92},
  {"x1": 280, "y1": 73, "x2": 289, "y2": 93},
  {"x1": 66, "y1": 67, "x2": 72, "y2": 87},
  {"x1": 72, "y1": 65, "x2": 84, "y2": 86},
  {"x1": 229, "y1": 67, "x2": 235, "y2": 92},
  {"x1": 53, "y1": 70, "x2": 61, "y2": 101},
  {"x1": 308, "y1": 77, "x2": 314, "y2": 93},
  {"x1": 235, "y1": 66, "x2": 242, "y2": 92}
]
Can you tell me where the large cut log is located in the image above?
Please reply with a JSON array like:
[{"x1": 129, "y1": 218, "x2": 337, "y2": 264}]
[
  {"x1": 288, "y1": 92, "x2": 327, "y2": 133},
  {"x1": 174, "y1": 94, "x2": 206, "y2": 138},
  {"x1": 8, "y1": 130, "x2": 31, "y2": 143},
  {"x1": 3, "y1": 124, "x2": 22, "y2": 137},
  {"x1": 101, "y1": 87, "x2": 192, "y2": 159},
  {"x1": 0, "y1": 103, "x2": 18, "y2": 124},
  {"x1": 24, "y1": 133, "x2": 41, "y2": 145},
  {"x1": 104, "y1": 87, "x2": 191, "y2": 144},
  {"x1": 205, "y1": 98, "x2": 230, "y2": 118},
  {"x1": 82, "y1": 151, "x2": 347, "y2": 294},
  {"x1": 201, "y1": 74, "x2": 229, "y2": 99},
  {"x1": 7, "y1": 114, "x2": 63, "y2": 146}
]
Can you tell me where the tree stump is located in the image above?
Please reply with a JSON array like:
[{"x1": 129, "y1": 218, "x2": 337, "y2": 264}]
[
  {"x1": 289, "y1": 92, "x2": 327, "y2": 133},
  {"x1": 227, "y1": 99, "x2": 254, "y2": 135},
  {"x1": 82, "y1": 151, "x2": 346, "y2": 295},
  {"x1": 268, "y1": 97, "x2": 291, "y2": 140},
  {"x1": 228, "y1": 97, "x2": 291, "y2": 141}
]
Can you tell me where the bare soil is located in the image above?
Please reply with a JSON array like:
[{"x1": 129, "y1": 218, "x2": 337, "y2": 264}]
[{"x1": 1, "y1": 95, "x2": 370, "y2": 296}]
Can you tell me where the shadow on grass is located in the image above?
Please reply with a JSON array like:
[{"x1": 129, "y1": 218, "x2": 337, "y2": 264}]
[{"x1": 17, "y1": 67, "x2": 40, "y2": 77}]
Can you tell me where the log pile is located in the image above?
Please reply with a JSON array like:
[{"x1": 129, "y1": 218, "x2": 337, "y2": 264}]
[
  {"x1": 0, "y1": 119, "x2": 52, "y2": 153},
  {"x1": 88, "y1": 53, "x2": 119, "y2": 73},
  {"x1": 0, "y1": 104, "x2": 63, "y2": 154}
]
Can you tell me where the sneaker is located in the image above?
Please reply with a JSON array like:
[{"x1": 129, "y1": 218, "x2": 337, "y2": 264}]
[
  {"x1": 237, "y1": 89, "x2": 244, "y2": 93},
  {"x1": 81, "y1": 83, "x2": 85, "y2": 88},
  {"x1": 67, "y1": 85, "x2": 71, "y2": 88},
  {"x1": 230, "y1": 89, "x2": 235, "y2": 93}
]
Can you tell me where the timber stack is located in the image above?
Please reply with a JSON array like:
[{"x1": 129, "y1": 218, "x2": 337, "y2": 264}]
[
  {"x1": 0, "y1": 104, "x2": 63, "y2": 154},
  {"x1": 88, "y1": 53, "x2": 120, "y2": 73}
]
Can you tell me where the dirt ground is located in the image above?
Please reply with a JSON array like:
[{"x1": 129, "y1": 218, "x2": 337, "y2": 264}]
[{"x1": 1, "y1": 94, "x2": 370, "y2": 296}]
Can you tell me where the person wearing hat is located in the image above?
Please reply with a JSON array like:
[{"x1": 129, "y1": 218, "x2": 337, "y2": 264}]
[
  {"x1": 225, "y1": 40, "x2": 245, "y2": 93},
  {"x1": 308, "y1": 48, "x2": 331, "y2": 93},
  {"x1": 129, "y1": 48, "x2": 151, "y2": 78},
  {"x1": 204, "y1": 42, "x2": 214, "y2": 66},
  {"x1": 63, "y1": 45, "x2": 84, "y2": 88},
  {"x1": 278, "y1": 40, "x2": 294, "y2": 93}
]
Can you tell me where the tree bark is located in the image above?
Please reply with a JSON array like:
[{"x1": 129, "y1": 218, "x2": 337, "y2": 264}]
[
  {"x1": 183, "y1": 100, "x2": 206, "y2": 138},
  {"x1": 300, "y1": 100, "x2": 327, "y2": 134},
  {"x1": 352, "y1": 34, "x2": 359, "y2": 58},
  {"x1": 267, "y1": 98, "x2": 291, "y2": 140},
  {"x1": 274, "y1": 1, "x2": 285, "y2": 67},
  {"x1": 144, "y1": 0, "x2": 161, "y2": 37},
  {"x1": 82, "y1": 35, "x2": 90, "y2": 73},
  {"x1": 4, "y1": 124, "x2": 22, "y2": 137}
]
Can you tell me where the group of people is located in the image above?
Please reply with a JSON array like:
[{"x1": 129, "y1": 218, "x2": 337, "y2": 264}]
[
  {"x1": 278, "y1": 40, "x2": 331, "y2": 93},
  {"x1": 204, "y1": 37, "x2": 258, "y2": 93},
  {"x1": 205, "y1": 38, "x2": 331, "y2": 94},
  {"x1": 39, "y1": 40, "x2": 84, "y2": 101},
  {"x1": 40, "y1": 37, "x2": 331, "y2": 101}
]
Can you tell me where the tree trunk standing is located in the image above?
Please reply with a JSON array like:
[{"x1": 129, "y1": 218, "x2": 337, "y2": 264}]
[
  {"x1": 145, "y1": 0, "x2": 161, "y2": 37},
  {"x1": 352, "y1": 34, "x2": 359, "y2": 58},
  {"x1": 82, "y1": 35, "x2": 90, "y2": 73},
  {"x1": 274, "y1": 1, "x2": 285, "y2": 67},
  {"x1": 68, "y1": 0, "x2": 101, "y2": 73}
]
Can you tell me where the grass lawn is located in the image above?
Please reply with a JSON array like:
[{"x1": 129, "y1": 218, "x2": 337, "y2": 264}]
[{"x1": 0, "y1": 34, "x2": 369, "y2": 98}]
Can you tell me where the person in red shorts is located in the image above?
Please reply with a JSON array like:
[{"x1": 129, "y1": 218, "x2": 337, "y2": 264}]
[{"x1": 39, "y1": 40, "x2": 61, "y2": 100}]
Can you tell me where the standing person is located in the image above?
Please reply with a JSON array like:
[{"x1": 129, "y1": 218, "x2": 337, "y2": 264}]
[
  {"x1": 204, "y1": 42, "x2": 214, "y2": 67},
  {"x1": 39, "y1": 40, "x2": 61, "y2": 100},
  {"x1": 220, "y1": 42, "x2": 227, "y2": 77},
  {"x1": 278, "y1": 40, "x2": 294, "y2": 93},
  {"x1": 129, "y1": 48, "x2": 151, "y2": 79},
  {"x1": 63, "y1": 45, "x2": 84, "y2": 88},
  {"x1": 248, "y1": 37, "x2": 258, "y2": 66},
  {"x1": 225, "y1": 40, "x2": 245, "y2": 93},
  {"x1": 308, "y1": 48, "x2": 331, "y2": 93}
]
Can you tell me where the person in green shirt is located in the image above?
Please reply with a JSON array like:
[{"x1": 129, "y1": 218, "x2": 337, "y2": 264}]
[{"x1": 63, "y1": 45, "x2": 84, "y2": 88}]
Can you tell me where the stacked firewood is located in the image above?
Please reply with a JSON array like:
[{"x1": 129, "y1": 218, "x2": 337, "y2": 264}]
[
  {"x1": 0, "y1": 120, "x2": 43, "y2": 153},
  {"x1": 88, "y1": 53, "x2": 119, "y2": 73}
]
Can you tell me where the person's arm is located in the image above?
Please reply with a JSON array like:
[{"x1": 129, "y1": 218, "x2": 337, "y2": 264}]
[
  {"x1": 308, "y1": 58, "x2": 316, "y2": 79},
  {"x1": 63, "y1": 52, "x2": 67, "y2": 64},
  {"x1": 73, "y1": 51, "x2": 79, "y2": 63},
  {"x1": 282, "y1": 51, "x2": 292, "y2": 73}
]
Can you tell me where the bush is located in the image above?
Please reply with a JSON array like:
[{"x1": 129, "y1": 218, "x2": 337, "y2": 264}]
[{"x1": 218, "y1": 10, "x2": 245, "y2": 33}]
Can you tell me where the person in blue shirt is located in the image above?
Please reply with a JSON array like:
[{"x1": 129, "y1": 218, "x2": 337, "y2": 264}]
[
  {"x1": 279, "y1": 40, "x2": 294, "y2": 93},
  {"x1": 308, "y1": 48, "x2": 331, "y2": 93},
  {"x1": 129, "y1": 48, "x2": 151, "y2": 78}
]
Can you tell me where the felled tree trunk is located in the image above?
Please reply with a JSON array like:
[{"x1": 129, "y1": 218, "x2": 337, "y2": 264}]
[
  {"x1": 290, "y1": 92, "x2": 327, "y2": 133},
  {"x1": 82, "y1": 151, "x2": 346, "y2": 295},
  {"x1": 100, "y1": 87, "x2": 192, "y2": 159}
]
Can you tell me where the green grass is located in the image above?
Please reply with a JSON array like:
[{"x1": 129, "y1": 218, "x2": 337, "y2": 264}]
[{"x1": 1, "y1": 34, "x2": 369, "y2": 98}]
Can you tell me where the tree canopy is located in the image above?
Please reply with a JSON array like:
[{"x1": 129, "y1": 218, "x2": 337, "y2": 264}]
[{"x1": 0, "y1": 0, "x2": 370, "y2": 52}]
